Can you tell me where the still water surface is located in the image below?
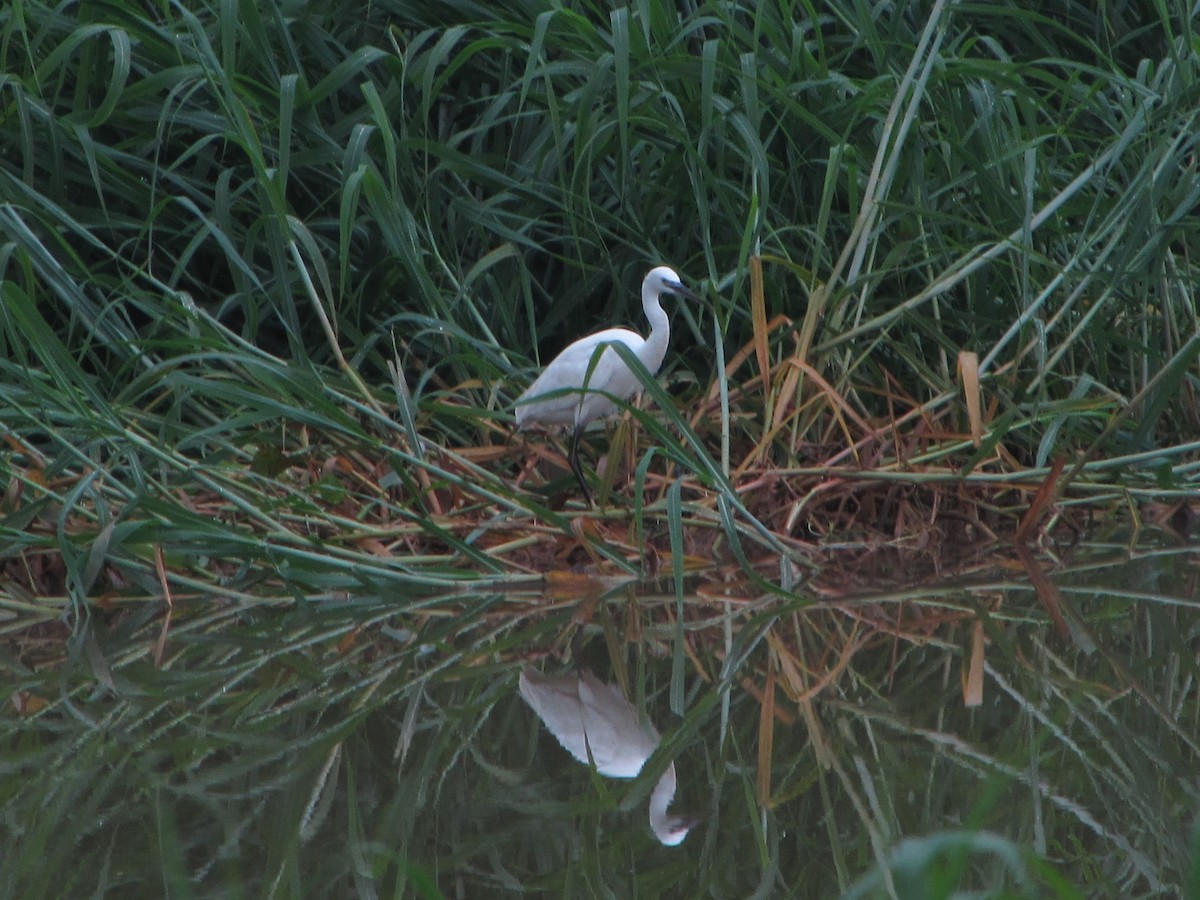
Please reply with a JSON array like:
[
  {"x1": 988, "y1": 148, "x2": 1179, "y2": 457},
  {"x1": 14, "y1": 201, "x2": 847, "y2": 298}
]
[{"x1": 4, "y1": 536, "x2": 1198, "y2": 897}]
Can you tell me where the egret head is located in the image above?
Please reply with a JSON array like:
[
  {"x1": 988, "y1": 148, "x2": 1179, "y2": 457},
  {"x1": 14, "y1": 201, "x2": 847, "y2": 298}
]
[
  {"x1": 644, "y1": 266, "x2": 701, "y2": 303},
  {"x1": 654, "y1": 813, "x2": 697, "y2": 847},
  {"x1": 647, "y1": 760, "x2": 696, "y2": 846}
]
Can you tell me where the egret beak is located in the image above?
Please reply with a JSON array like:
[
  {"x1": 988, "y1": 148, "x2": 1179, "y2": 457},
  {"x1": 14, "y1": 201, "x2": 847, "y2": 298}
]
[{"x1": 665, "y1": 280, "x2": 702, "y2": 303}]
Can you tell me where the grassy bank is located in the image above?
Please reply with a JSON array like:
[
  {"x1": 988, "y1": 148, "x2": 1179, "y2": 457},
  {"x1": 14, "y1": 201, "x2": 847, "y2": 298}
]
[{"x1": 1, "y1": 0, "x2": 1198, "y2": 603}]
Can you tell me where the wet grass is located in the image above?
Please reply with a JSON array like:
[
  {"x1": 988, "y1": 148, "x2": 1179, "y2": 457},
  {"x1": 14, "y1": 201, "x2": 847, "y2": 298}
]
[{"x1": 2, "y1": 0, "x2": 1200, "y2": 895}]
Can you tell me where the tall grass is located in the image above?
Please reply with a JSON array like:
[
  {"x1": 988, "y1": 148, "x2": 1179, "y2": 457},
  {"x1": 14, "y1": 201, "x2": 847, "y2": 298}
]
[{"x1": 1, "y1": 0, "x2": 1198, "y2": 595}]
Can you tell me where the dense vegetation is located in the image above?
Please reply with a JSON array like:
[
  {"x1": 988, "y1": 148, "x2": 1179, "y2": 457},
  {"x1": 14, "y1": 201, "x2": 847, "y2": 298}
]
[
  {"x1": 3, "y1": 0, "x2": 1199, "y2": 591},
  {"x1": 3, "y1": 2, "x2": 1200, "y2": 896}
]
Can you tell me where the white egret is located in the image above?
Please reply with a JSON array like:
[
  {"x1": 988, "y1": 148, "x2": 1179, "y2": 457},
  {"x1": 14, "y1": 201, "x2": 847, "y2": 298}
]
[
  {"x1": 514, "y1": 266, "x2": 700, "y2": 503},
  {"x1": 518, "y1": 667, "x2": 693, "y2": 846}
]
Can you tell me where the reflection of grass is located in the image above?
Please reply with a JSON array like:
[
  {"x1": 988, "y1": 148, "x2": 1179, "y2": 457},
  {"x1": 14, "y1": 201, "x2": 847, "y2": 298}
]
[
  {"x1": 843, "y1": 830, "x2": 1071, "y2": 899},
  {"x1": 4, "y1": 549, "x2": 1199, "y2": 896},
  {"x1": 3, "y1": 0, "x2": 1200, "y2": 894}
]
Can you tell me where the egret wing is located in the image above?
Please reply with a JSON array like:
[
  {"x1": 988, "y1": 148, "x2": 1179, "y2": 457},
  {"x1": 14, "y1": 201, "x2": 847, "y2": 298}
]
[
  {"x1": 518, "y1": 669, "x2": 594, "y2": 762},
  {"x1": 515, "y1": 329, "x2": 645, "y2": 427},
  {"x1": 519, "y1": 668, "x2": 659, "y2": 778},
  {"x1": 574, "y1": 670, "x2": 660, "y2": 777}
]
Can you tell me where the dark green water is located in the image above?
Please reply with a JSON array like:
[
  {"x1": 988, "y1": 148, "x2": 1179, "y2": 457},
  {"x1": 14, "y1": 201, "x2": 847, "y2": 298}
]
[{"x1": 3, "y1": 537, "x2": 1198, "y2": 898}]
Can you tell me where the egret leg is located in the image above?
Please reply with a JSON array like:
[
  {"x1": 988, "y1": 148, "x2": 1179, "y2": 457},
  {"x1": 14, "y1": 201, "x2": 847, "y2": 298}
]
[{"x1": 568, "y1": 426, "x2": 593, "y2": 507}]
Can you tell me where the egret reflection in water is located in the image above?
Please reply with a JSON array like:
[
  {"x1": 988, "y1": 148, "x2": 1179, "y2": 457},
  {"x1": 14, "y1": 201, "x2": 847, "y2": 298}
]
[{"x1": 518, "y1": 667, "x2": 693, "y2": 846}]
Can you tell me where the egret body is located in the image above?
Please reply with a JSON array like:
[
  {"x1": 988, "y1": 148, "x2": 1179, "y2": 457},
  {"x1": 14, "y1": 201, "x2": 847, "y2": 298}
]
[
  {"x1": 514, "y1": 266, "x2": 699, "y2": 502},
  {"x1": 518, "y1": 667, "x2": 693, "y2": 846}
]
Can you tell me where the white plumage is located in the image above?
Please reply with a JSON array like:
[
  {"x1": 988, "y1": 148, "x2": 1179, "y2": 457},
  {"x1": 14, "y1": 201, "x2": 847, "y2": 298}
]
[
  {"x1": 518, "y1": 667, "x2": 693, "y2": 846},
  {"x1": 514, "y1": 266, "x2": 699, "y2": 502}
]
